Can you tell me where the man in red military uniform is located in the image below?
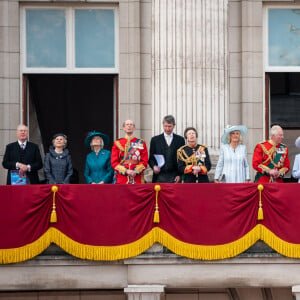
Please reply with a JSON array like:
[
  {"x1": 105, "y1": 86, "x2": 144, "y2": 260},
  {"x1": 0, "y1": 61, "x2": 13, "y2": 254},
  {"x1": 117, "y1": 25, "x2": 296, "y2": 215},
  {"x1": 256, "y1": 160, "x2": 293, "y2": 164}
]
[
  {"x1": 111, "y1": 120, "x2": 148, "y2": 184},
  {"x1": 252, "y1": 125, "x2": 290, "y2": 183}
]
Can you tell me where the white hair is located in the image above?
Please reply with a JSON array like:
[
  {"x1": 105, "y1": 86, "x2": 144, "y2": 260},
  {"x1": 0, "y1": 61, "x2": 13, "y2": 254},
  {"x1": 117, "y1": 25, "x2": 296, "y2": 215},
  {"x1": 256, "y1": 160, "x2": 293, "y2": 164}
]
[
  {"x1": 17, "y1": 124, "x2": 28, "y2": 131},
  {"x1": 270, "y1": 125, "x2": 283, "y2": 137}
]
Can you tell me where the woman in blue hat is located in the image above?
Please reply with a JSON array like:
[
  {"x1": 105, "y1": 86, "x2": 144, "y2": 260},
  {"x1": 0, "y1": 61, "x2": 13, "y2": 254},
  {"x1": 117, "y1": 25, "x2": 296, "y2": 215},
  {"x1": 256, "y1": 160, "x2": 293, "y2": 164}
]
[
  {"x1": 44, "y1": 133, "x2": 73, "y2": 184},
  {"x1": 214, "y1": 125, "x2": 250, "y2": 183},
  {"x1": 84, "y1": 131, "x2": 114, "y2": 184}
]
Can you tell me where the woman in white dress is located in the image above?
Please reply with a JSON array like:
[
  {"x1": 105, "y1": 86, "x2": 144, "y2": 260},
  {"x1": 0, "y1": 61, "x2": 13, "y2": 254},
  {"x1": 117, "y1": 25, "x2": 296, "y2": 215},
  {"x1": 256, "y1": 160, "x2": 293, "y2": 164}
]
[
  {"x1": 214, "y1": 125, "x2": 250, "y2": 183},
  {"x1": 292, "y1": 136, "x2": 300, "y2": 183}
]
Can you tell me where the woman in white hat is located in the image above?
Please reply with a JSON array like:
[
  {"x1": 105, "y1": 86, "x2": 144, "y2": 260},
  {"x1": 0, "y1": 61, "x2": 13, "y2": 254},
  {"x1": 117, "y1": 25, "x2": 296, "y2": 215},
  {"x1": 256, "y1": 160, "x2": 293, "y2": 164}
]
[
  {"x1": 292, "y1": 136, "x2": 300, "y2": 183},
  {"x1": 214, "y1": 125, "x2": 250, "y2": 183}
]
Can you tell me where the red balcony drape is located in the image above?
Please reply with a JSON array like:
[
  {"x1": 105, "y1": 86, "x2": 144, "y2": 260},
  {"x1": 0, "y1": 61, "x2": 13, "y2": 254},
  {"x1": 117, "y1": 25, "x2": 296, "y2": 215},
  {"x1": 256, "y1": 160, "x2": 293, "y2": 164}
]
[{"x1": 1, "y1": 183, "x2": 300, "y2": 264}]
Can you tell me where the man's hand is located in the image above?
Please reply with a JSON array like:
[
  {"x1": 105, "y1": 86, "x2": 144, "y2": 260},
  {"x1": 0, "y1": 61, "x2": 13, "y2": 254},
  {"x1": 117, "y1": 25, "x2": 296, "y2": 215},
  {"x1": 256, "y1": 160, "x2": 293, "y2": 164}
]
[
  {"x1": 192, "y1": 166, "x2": 201, "y2": 176},
  {"x1": 174, "y1": 175, "x2": 181, "y2": 183},
  {"x1": 153, "y1": 166, "x2": 161, "y2": 174},
  {"x1": 126, "y1": 169, "x2": 137, "y2": 178},
  {"x1": 17, "y1": 163, "x2": 29, "y2": 173},
  {"x1": 269, "y1": 169, "x2": 279, "y2": 178}
]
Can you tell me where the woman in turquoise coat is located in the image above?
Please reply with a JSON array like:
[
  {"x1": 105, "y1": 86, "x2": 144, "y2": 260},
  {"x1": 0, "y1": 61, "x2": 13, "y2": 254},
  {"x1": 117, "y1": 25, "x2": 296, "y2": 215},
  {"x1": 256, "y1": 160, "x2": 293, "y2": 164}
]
[{"x1": 84, "y1": 131, "x2": 114, "y2": 184}]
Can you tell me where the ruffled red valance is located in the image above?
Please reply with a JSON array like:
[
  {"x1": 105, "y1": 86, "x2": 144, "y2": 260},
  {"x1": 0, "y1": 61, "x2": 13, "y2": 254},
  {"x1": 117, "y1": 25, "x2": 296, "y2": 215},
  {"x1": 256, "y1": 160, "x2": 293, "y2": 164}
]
[{"x1": 1, "y1": 183, "x2": 300, "y2": 264}]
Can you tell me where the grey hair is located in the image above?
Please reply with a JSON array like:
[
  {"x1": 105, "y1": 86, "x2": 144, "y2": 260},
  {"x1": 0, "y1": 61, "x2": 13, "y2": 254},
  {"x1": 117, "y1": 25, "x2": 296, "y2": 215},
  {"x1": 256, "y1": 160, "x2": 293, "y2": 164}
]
[
  {"x1": 17, "y1": 124, "x2": 28, "y2": 131},
  {"x1": 163, "y1": 115, "x2": 176, "y2": 125},
  {"x1": 270, "y1": 125, "x2": 283, "y2": 137},
  {"x1": 90, "y1": 136, "x2": 104, "y2": 150},
  {"x1": 52, "y1": 135, "x2": 67, "y2": 148},
  {"x1": 122, "y1": 120, "x2": 135, "y2": 127}
]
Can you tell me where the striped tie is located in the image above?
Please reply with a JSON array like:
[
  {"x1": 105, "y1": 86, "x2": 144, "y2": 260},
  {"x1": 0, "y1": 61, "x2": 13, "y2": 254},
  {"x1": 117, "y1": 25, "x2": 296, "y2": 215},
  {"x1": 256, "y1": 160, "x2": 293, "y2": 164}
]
[{"x1": 21, "y1": 143, "x2": 25, "y2": 150}]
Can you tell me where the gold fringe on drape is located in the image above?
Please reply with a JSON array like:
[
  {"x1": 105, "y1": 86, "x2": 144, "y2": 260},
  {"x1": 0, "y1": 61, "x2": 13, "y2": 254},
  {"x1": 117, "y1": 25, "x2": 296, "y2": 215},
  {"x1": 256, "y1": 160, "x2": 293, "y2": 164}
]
[
  {"x1": 4, "y1": 225, "x2": 300, "y2": 264},
  {"x1": 261, "y1": 225, "x2": 300, "y2": 258},
  {"x1": 0, "y1": 229, "x2": 53, "y2": 264},
  {"x1": 0, "y1": 226, "x2": 261, "y2": 263},
  {"x1": 155, "y1": 226, "x2": 261, "y2": 260}
]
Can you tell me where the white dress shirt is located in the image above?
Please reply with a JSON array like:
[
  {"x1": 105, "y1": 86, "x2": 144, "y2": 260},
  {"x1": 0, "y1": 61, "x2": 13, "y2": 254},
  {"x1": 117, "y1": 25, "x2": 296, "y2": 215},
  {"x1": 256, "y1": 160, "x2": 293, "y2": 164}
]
[{"x1": 164, "y1": 133, "x2": 173, "y2": 146}]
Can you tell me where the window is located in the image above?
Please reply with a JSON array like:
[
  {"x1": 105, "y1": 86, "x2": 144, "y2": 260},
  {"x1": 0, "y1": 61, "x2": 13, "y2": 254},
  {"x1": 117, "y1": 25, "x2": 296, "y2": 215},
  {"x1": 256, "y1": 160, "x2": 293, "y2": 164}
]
[
  {"x1": 26, "y1": 9, "x2": 66, "y2": 68},
  {"x1": 21, "y1": 5, "x2": 118, "y2": 73},
  {"x1": 264, "y1": 7, "x2": 300, "y2": 71},
  {"x1": 269, "y1": 73, "x2": 300, "y2": 128}
]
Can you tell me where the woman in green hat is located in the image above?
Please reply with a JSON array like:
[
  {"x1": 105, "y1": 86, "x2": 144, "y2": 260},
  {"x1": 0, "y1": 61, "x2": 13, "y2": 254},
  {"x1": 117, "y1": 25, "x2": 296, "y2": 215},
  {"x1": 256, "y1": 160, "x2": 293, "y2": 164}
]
[{"x1": 84, "y1": 131, "x2": 114, "y2": 184}]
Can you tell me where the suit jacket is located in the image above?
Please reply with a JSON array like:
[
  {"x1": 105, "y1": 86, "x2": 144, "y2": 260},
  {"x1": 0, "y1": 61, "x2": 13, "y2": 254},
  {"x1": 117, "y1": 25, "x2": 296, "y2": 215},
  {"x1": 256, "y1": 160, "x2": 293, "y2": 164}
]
[
  {"x1": 2, "y1": 141, "x2": 43, "y2": 185},
  {"x1": 149, "y1": 133, "x2": 185, "y2": 183}
]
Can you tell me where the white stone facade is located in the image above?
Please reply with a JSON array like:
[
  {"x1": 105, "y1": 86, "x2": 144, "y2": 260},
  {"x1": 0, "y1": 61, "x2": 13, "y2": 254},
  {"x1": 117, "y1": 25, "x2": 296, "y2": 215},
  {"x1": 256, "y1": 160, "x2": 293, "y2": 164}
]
[{"x1": 0, "y1": 0, "x2": 268, "y2": 184}]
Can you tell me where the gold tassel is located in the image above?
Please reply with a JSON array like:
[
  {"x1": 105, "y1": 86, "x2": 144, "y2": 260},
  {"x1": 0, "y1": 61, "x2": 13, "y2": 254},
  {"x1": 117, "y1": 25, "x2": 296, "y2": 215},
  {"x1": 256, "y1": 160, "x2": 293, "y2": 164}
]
[
  {"x1": 153, "y1": 185, "x2": 161, "y2": 223},
  {"x1": 257, "y1": 207, "x2": 264, "y2": 220},
  {"x1": 50, "y1": 185, "x2": 58, "y2": 223},
  {"x1": 257, "y1": 184, "x2": 264, "y2": 220}
]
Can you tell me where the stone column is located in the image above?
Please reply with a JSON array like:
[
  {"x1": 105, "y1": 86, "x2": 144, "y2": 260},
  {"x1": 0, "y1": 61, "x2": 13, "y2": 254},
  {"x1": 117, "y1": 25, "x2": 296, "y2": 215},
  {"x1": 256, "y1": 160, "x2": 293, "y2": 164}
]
[
  {"x1": 124, "y1": 285, "x2": 165, "y2": 300},
  {"x1": 152, "y1": 0, "x2": 228, "y2": 152},
  {"x1": 0, "y1": 0, "x2": 20, "y2": 185},
  {"x1": 241, "y1": 0, "x2": 263, "y2": 152},
  {"x1": 293, "y1": 285, "x2": 300, "y2": 300},
  {"x1": 119, "y1": 0, "x2": 142, "y2": 137}
]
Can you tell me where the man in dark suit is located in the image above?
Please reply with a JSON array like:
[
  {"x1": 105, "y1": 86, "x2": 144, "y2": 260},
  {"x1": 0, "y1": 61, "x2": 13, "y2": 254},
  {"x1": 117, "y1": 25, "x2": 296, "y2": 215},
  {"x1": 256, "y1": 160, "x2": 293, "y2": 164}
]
[
  {"x1": 149, "y1": 115, "x2": 185, "y2": 183},
  {"x1": 2, "y1": 124, "x2": 43, "y2": 185}
]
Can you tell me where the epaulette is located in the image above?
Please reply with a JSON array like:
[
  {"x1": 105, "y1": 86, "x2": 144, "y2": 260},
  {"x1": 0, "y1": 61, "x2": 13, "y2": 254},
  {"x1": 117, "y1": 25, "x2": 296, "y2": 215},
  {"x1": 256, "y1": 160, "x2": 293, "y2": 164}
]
[
  {"x1": 115, "y1": 140, "x2": 125, "y2": 152},
  {"x1": 177, "y1": 144, "x2": 188, "y2": 152},
  {"x1": 199, "y1": 144, "x2": 207, "y2": 149}
]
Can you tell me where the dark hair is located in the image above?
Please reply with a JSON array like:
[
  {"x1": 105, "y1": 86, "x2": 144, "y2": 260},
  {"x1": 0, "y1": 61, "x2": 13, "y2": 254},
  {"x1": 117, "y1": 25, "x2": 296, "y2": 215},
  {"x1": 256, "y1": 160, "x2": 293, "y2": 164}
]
[
  {"x1": 163, "y1": 115, "x2": 176, "y2": 125},
  {"x1": 184, "y1": 127, "x2": 198, "y2": 139}
]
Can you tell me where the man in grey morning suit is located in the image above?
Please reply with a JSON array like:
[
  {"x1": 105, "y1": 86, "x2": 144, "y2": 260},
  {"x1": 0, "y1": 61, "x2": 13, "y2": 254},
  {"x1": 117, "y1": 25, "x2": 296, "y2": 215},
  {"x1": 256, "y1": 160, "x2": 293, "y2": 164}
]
[{"x1": 149, "y1": 115, "x2": 185, "y2": 183}]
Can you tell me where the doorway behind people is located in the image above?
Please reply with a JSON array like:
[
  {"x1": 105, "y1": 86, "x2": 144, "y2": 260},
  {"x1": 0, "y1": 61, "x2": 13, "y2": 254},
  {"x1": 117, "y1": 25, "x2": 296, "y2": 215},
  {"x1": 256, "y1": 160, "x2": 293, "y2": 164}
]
[
  {"x1": 27, "y1": 74, "x2": 116, "y2": 183},
  {"x1": 266, "y1": 72, "x2": 300, "y2": 181}
]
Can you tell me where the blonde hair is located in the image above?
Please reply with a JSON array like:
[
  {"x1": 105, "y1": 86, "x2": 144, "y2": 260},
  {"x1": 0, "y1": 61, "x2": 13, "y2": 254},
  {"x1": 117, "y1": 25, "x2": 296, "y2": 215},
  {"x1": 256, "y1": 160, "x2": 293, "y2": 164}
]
[
  {"x1": 228, "y1": 131, "x2": 243, "y2": 144},
  {"x1": 90, "y1": 136, "x2": 104, "y2": 150}
]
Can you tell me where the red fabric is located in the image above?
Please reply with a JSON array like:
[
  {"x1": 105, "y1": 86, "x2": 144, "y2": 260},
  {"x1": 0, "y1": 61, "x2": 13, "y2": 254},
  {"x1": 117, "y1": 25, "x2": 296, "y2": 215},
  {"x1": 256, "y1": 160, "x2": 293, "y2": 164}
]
[
  {"x1": 260, "y1": 183, "x2": 300, "y2": 243},
  {"x1": 157, "y1": 183, "x2": 258, "y2": 244},
  {"x1": 52, "y1": 184, "x2": 154, "y2": 245},
  {"x1": 0, "y1": 185, "x2": 52, "y2": 248},
  {"x1": 0, "y1": 183, "x2": 300, "y2": 251},
  {"x1": 111, "y1": 137, "x2": 148, "y2": 184}
]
